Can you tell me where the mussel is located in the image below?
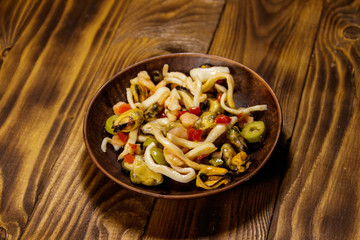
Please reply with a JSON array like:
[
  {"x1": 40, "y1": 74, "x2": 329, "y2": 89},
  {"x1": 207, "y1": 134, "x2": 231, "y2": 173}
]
[
  {"x1": 227, "y1": 126, "x2": 247, "y2": 151},
  {"x1": 220, "y1": 143, "x2": 251, "y2": 173},
  {"x1": 196, "y1": 166, "x2": 233, "y2": 190},
  {"x1": 144, "y1": 102, "x2": 163, "y2": 122},
  {"x1": 176, "y1": 86, "x2": 194, "y2": 109},
  {"x1": 208, "y1": 98, "x2": 223, "y2": 114},
  {"x1": 220, "y1": 143, "x2": 236, "y2": 171},
  {"x1": 130, "y1": 83, "x2": 148, "y2": 102},
  {"x1": 195, "y1": 111, "x2": 217, "y2": 131},
  {"x1": 130, "y1": 156, "x2": 163, "y2": 186},
  {"x1": 113, "y1": 108, "x2": 144, "y2": 132},
  {"x1": 231, "y1": 151, "x2": 251, "y2": 173}
]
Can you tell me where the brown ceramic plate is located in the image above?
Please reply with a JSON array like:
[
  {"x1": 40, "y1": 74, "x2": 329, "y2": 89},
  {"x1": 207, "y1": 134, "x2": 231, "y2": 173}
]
[{"x1": 83, "y1": 53, "x2": 282, "y2": 199}]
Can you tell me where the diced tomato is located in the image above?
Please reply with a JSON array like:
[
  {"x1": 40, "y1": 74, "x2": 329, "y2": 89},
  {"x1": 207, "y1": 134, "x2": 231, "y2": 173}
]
[
  {"x1": 215, "y1": 114, "x2": 231, "y2": 124},
  {"x1": 195, "y1": 154, "x2": 209, "y2": 163},
  {"x1": 116, "y1": 132, "x2": 128, "y2": 144},
  {"x1": 178, "y1": 110, "x2": 187, "y2": 117},
  {"x1": 128, "y1": 143, "x2": 138, "y2": 149},
  {"x1": 187, "y1": 127, "x2": 203, "y2": 142},
  {"x1": 217, "y1": 93, "x2": 222, "y2": 103},
  {"x1": 188, "y1": 107, "x2": 201, "y2": 116},
  {"x1": 114, "y1": 102, "x2": 131, "y2": 115},
  {"x1": 236, "y1": 112, "x2": 243, "y2": 118},
  {"x1": 124, "y1": 154, "x2": 135, "y2": 164}
]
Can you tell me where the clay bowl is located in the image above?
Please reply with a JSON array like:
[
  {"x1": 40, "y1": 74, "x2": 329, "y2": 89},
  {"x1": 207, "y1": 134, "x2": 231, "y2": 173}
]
[{"x1": 83, "y1": 53, "x2": 282, "y2": 199}]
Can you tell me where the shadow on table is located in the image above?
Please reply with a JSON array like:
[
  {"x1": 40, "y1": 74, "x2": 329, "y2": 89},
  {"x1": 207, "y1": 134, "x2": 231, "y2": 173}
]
[
  {"x1": 142, "y1": 132, "x2": 290, "y2": 239},
  {"x1": 79, "y1": 130, "x2": 290, "y2": 239}
]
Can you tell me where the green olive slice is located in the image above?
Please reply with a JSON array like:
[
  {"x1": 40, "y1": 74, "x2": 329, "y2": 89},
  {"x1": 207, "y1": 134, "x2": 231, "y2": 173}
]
[
  {"x1": 241, "y1": 121, "x2": 266, "y2": 143},
  {"x1": 105, "y1": 115, "x2": 119, "y2": 135}
]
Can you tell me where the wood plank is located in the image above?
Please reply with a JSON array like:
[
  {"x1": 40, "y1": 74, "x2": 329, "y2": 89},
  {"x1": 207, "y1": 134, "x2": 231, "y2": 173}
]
[
  {"x1": 143, "y1": 0, "x2": 324, "y2": 239},
  {"x1": 0, "y1": 0, "x2": 132, "y2": 239},
  {"x1": 210, "y1": 0, "x2": 324, "y2": 139},
  {"x1": 268, "y1": 0, "x2": 360, "y2": 239},
  {"x1": 0, "y1": 0, "x2": 42, "y2": 98},
  {"x1": 92, "y1": 0, "x2": 226, "y2": 79},
  {"x1": 0, "y1": 0, "x2": 226, "y2": 239}
]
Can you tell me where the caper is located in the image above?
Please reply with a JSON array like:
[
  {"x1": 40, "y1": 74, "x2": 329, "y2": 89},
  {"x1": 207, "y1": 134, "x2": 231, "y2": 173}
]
[{"x1": 209, "y1": 158, "x2": 224, "y2": 167}]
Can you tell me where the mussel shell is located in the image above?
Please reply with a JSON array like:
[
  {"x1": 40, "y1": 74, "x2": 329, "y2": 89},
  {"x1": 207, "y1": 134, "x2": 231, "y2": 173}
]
[
  {"x1": 227, "y1": 126, "x2": 247, "y2": 151},
  {"x1": 113, "y1": 108, "x2": 144, "y2": 132}
]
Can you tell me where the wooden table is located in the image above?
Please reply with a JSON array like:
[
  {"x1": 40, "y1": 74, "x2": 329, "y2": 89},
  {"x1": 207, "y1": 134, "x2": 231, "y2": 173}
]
[{"x1": 1, "y1": 0, "x2": 359, "y2": 239}]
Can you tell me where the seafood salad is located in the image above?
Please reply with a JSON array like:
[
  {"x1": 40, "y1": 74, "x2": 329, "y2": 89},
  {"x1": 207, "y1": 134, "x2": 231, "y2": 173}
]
[{"x1": 101, "y1": 64, "x2": 267, "y2": 190}]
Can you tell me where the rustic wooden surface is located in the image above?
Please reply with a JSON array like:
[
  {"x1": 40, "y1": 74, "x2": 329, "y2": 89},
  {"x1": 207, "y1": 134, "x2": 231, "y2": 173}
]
[{"x1": 0, "y1": 0, "x2": 359, "y2": 239}]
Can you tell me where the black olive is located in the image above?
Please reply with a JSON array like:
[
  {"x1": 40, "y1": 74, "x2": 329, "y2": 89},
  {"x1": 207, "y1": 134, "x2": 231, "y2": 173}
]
[
  {"x1": 175, "y1": 85, "x2": 192, "y2": 95},
  {"x1": 200, "y1": 100, "x2": 210, "y2": 112},
  {"x1": 150, "y1": 70, "x2": 163, "y2": 83}
]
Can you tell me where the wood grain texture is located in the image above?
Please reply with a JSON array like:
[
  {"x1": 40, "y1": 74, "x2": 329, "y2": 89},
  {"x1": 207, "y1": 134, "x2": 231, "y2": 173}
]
[
  {"x1": 268, "y1": 0, "x2": 360, "y2": 239},
  {"x1": 94, "y1": 0, "x2": 225, "y2": 80},
  {"x1": 0, "y1": 0, "x2": 133, "y2": 239},
  {"x1": 1, "y1": 0, "x2": 360, "y2": 239},
  {"x1": 0, "y1": 0, "x2": 41, "y2": 70},
  {"x1": 0, "y1": 0, "x2": 225, "y2": 239},
  {"x1": 0, "y1": 0, "x2": 42, "y2": 101},
  {"x1": 143, "y1": 0, "x2": 324, "y2": 239},
  {"x1": 210, "y1": 0, "x2": 324, "y2": 139}
]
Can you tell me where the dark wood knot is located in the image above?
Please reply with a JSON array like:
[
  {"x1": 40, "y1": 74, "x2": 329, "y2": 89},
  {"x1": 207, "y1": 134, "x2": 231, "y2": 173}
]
[
  {"x1": 0, "y1": 227, "x2": 7, "y2": 240},
  {"x1": 1, "y1": 47, "x2": 11, "y2": 59},
  {"x1": 343, "y1": 25, "x2": 360, "y2": 39}
]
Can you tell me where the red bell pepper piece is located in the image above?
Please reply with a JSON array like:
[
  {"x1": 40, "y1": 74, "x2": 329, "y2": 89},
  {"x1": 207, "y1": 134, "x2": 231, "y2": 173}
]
[
  {"x1": 178, "y1": 110, "x2": 188, "y2": 117},
  {"x1": 128, "y1": 143, "x2": 138, "y2": 149},
  {"x1": 188, "y1": 127, "x2": 203, "y2": 142},
  {"x1": 116, "y1": 132, "x2": 128, "y2": 144},
  {"x1": 215, "y1": 114, "x2": 231, "y2": 124},
  {"x1": 195, "y1": 154, "x2": 209, "y2": 163},
  {"x1": 114, "y1": 103, "x2": 131, "y2": 115},
  {"x1": 124, "y1": 154, "x2": 135, "y2": 164},
  {"x1": 188, "y1": 107, "x2": 201, "y2": 116},
  {"x1": 217, "y1": 93, "x2": 222, "y2": 103}
]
